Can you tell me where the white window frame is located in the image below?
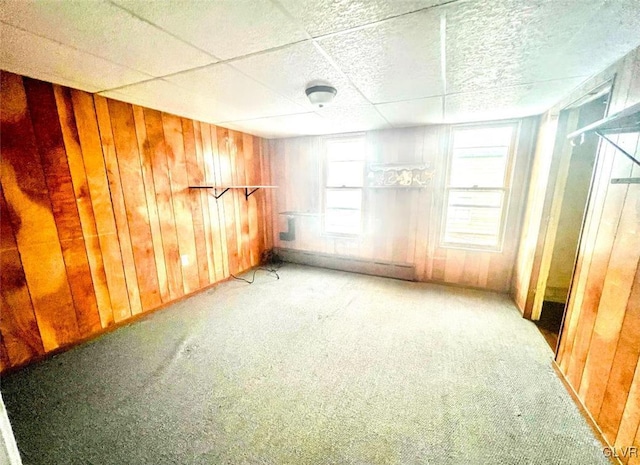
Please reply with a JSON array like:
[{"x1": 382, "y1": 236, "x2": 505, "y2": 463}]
[
  {"x1": 322, "y1": 135, "x2": 366, "y2": 236},
  {"x1": 440, "y1": 121, "x2": 520, "y2": 252}
]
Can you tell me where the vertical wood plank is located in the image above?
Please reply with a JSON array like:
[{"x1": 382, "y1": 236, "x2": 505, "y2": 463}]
[
  {"x1": 142, "y1": 108, "x2": 184, "y2": 300},
  {"x1": 71, "y1": 89, "x2": 132, "y2": 322},
  {"x1": 580, "y1": 142, "x2": 640, "y2": 417},
  {"x1": 0, "y1": 72, "x2": 79, "y2": 351},
  {"x1": 108, "y1": 99, "x2": 161, "y2": 311},
  {"x1": 54, "y1": 85, "x2": 114, "y2": 329},
  {"x1": 201, "y1": 123, "x2": 227, "y2": 280},
  {"x1": 0, "y1": 339, "x2": 10, "y2": 372},
  {"x1": 132, "y1": 105, "x2": 170, "y2": 303},
  {"x1": 192, "y1": 121, "x2": 217, "y2": 283},
  {"x1": 0, "y1": 189, "x2": 44, "y2": 366},
  {"x1": 230, "y1": 130, "x2": 252, "y2": 271},
  {"x1": 217, "y1": 126, "x2": 239, "y2": 275},
  {"x1": 162, "y1": 113, "x2": 200, "y2": 293},
  {"x1": 24, "y1": 78, "x2": 102, "y2": 337},
  {"x1": 598, "y1": 263, "x2": 640, "y2": 442},
  {"x1": 182, "y1": 118, "x2": 210, "y2": 287},
  {"x1": 245, "y1": 134, "x2": 261, "y2": 266},
  {"x1": 615, "y1": 360, "x2": 640, "y2": 463},
  {"x1": 94, "y1": 95, "x2": 143, "y2": 316}
]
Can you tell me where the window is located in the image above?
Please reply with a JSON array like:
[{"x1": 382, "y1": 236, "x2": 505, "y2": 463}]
[
  {"x1": 441, "y1": 123, "x2": 518, "y2": 250},
  {"x1": 324, "y1": 136, "x2": 365, "y2": 235}
]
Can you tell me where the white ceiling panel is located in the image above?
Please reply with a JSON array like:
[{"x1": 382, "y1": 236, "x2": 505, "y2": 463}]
[
  {"x1": 0, "y1": 0, "x2": 215, "y2": 77},
  {"x1": 112, "y1": 0, "x2": 308, "y2": 60},
  {"x1": 99, "y1": 79, "x2": 221, "y2": 123},
  {"x1": 444, "y1": 0, "x2": 605, "y2": 94},
  {"x1": 223, "y1": 112, "x2": 333, "y2": 139},
  {"x1": 231, "y1": 41, "x2": 368, "y2": 108},
  {"x1": 314, "y1": 105, "x2": 391, "y2": 132},
  {"x1": 317, "y1": 8, "x2": 443, "y2": 103},
  {"x1": 278, "y1": 0, "x2": 450, "y2": 37},
  {"x1": 549, "y1": 1, "x2": 640, "y2": 82},
  {"x1": 164, "y1": 63, "x2": 306, "y2": 122},
  {"x1": 0, "y1": 22, "x2": 151, "y2": 92},
  {"x1": 375, "y1": 97, "x2": 443, "y2": 126},
  {"x1": 2, "y1": 0, "x2": 639, "y2": 138},
  {"x1": 444, "y1": 77, "x2": 586, "y2": 123}
]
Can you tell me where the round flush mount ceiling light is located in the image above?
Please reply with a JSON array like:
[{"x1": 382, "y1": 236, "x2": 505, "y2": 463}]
[{"x1": 305, "y1": 85, "x2": 337, "y2": 108}]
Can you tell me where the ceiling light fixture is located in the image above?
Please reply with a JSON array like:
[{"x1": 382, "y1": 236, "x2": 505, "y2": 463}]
[{"x1": 305, "y1": 85, "x2": 337, "y2": 108}]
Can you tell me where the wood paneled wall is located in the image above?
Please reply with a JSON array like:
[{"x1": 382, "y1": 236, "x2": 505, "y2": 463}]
[
  {"x1": 268, "y1": 119, "x2": 537, "y2": 292},
  {"x1": 513, "y1": 47, "x2": 640, "y2": 461},
  {"x1": 0, "y1": 71, "x2": 274, "y2": 372}
]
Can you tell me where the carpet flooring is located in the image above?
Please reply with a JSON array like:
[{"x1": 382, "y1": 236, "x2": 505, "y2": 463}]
[{"x1": 1, "y1": 265, "x2": 609, "y2": 464}]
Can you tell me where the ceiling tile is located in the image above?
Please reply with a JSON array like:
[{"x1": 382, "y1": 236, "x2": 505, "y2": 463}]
[
  {"x1": 231, "y1": 41, "x2": 368, "y2": 108},
  {"x1": 444, "y1": 0, "x2": 609, "y2": 94},
  {"x1": 0, "y1": 0, "x2": 215, "y2": 77},
  {"x1": 99, "y1": 79, "x2": 225, "y2": 124},
  {"x1": 112, "y1": 0, "x2": 308, "y2": 60},
  {"x1": 164, "y1": 63, "x2": 306, "y2": 122},
  {"x1": 444, "y1": 78, "x2": 586, "y2": 124},
  {"x1": 278, "y1": 0, "x2": 450, "y2": 37},
  {"x1": 314, "y1": 105, "x2": 391, "y2": 133},
  {"x1": 223, "y1": 112, "x2": 332, "y2": 138},
  {"x1": 0, "y1": 23, "x2": 151, "y2": 92},
  {"x1": 549, "y1": 1, "x2": 640, "y2": 82},
  {"x1": 375, "y1": 97, "x2": 443, "y2": 127},
  {"x1": 317, "y1": 9, "x2": 443, "y2": 104}
]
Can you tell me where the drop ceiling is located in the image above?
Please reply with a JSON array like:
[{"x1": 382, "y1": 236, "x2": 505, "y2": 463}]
[{"x1": 1, "y1": 0, "x2": 639, "y2": 138}]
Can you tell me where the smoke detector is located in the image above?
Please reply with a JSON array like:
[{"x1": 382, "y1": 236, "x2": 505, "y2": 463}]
[{"x1": 305, "y1": 85, "x2": 337, "y2": 108}]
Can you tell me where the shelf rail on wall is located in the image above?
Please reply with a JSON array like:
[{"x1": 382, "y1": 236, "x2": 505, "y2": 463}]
[
  {"x1": 189, "y1": 185, "x2": 278, "y2": 200},
  {"x1": 567, "y1": 101, "x2": 640, "y2": 184}
]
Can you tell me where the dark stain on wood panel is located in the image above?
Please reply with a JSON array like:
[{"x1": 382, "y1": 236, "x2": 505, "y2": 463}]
[
  {"x1": 0, "y1": 71, "x2": 272, "y2": 372},
  {"x1": 54, "y1": 85, "x2": 114, "y2": 328},
  {"x1": 0, "y1": 190, "x2": 44, "y2": 364},
  {"x1": 0, "y1": 72, "x2": 79, "y2": 351},
  {"x1": 71, "y1": 89, "x2": 132, "y2": 323},
  {"x1": 23, "y1": 78, "x2": 102, "y2": 336}
]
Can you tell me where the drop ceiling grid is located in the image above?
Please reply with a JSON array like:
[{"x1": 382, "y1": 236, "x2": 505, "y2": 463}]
[
  {"x1": 1, "y1": 0, "x2": 639, "y2": 137},
  {"x1": 0, "y1": 0, "x2": 218, "y2": 78}
]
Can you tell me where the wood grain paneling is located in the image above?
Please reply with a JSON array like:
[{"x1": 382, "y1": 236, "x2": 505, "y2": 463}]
[
  {"x1": 0, "y1": 71, "x2": 274, "y2": 371},
  {"x1": 270, "y1": 122, "x2": 536, "y2": 292},
  {"x1": 23, "y1": 77, "x2": 103, "y2": 338},
  {"x1": 514, "y1": 46, "x2": 640, "y2": 456},
  {"x1": 1, "y1": 72, "x2": 79, "y2": 351}
]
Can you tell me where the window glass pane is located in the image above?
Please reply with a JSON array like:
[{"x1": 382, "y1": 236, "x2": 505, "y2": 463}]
[
  {"x1": 326, "y1": 189, "x2": 362, "y2": 209},
  {"x1": 325, "y1": 209, "x2": 361, "y2": 234},
  {"x1": 453, "y1": 126, "x2": 513, "y2": 148},
  {"x1": 443, "y1": 125, "x2": 516, "y2": 249},
  {"x1": 326, "y1": 161, "x2": 364, "y2": 187},
  {"x1": 448, "y1": 190, "x2": 503, "y2": 208},
  {"x1": 327, "y1": 139, "x2": 365, "y2": 161},
  {"x1": 443, "y1": 190, "x2": 504, "y2": 247},
  {"x1": 450, "y1": 146, "x2": 508, "y2": 187}
]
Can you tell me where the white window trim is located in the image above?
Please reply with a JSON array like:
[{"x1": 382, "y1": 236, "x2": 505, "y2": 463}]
[
  {"x1": 440, "y1": 121, "x2": 520, "y2": 252},
  {"x1": 322, "y1": 134, "x2": 366, "y2": 237}
]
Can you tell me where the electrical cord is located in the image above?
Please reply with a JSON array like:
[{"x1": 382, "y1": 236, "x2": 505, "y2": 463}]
[{"x1": 230, "y1": 249, "x2": 282, "y2": 284}]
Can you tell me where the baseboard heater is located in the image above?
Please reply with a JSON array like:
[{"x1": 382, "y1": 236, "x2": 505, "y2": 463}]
[{"x1": 276, "y1": 248, "x2": 416, "y2": 281}]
